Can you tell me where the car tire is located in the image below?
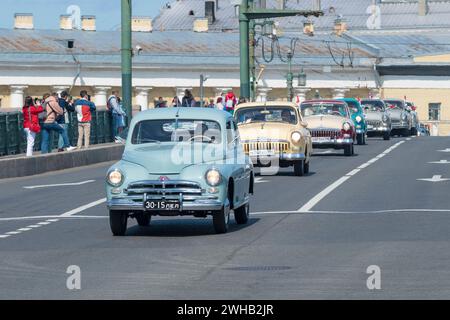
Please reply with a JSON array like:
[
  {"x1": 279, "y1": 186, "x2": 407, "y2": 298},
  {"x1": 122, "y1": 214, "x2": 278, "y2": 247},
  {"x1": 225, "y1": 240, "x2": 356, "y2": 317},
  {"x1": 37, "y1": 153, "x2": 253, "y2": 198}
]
[
  {"x1": 411, "y1": 127, "x2": 418, "y2": 136},
  {"x1": 109, "y1": 210, "x2": 128, "y2": 236},
  {"x1": 136, "y1": 213, "x2": 151, "y2": 227},
  {"x1": 303, "y1": 160, "x2": 310, "y2": 174},
  {"x1": 234, "y1": 202, "x2": 250, "y2": 225},
  {"x1": 294, "y1": 160, "x2": 305, "y2": 176},
  {"x1": 357, "y1": 133, "x2": 364, "y2": 145},
  {"x1": 213, "y1": 206, "x2": 230, "y2": 234},
  {"x1": 402, "y1": 128, "x2": 410, "y2": 137},
  {"x1": 383, "y1": 132, "x2": 391, "y2": 140},
  {"x1": 344, "y1": 144, "x2": 353, "y2": 156}
]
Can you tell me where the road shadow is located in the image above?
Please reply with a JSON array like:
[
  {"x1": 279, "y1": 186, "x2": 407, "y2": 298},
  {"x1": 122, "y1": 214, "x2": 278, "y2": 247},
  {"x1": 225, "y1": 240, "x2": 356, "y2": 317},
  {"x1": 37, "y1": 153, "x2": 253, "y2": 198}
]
[
  {"x1": 124, "y1": 217, "x2": 260, "y2": 237},
  {"x1": 255, "y1": 171, "x2": 317, "y2": 177}
]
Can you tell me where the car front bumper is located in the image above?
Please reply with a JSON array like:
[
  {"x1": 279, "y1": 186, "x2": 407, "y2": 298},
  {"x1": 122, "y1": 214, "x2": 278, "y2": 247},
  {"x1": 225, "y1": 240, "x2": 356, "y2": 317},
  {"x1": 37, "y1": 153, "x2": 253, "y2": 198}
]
[
  {"x1": 312, "y1": 138, "x2": 353, "y2": 149},
  {"x1": 248, "y1": 152, "x2": 306, "y2": 162},
  {"x1": 391, "y1": 121, "x2": 409, "y2": 129},
  {"x1": 107, "y1": 196, "x2": 223, "y2": 212}
]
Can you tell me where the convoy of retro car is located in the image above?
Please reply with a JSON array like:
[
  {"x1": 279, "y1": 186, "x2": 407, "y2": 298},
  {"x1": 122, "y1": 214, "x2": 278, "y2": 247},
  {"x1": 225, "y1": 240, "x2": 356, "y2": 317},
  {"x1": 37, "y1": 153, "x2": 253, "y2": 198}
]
[{"x1": 105, "y1": 97, "x2": 421, "y2": 235}]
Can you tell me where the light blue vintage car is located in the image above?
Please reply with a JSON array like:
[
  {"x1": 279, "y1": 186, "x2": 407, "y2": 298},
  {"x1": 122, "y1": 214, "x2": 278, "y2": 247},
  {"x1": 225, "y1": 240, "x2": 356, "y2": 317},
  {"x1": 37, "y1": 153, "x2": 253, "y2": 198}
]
[{"x1": 105, "y1": 108, "x2": 254, "y2": 235}]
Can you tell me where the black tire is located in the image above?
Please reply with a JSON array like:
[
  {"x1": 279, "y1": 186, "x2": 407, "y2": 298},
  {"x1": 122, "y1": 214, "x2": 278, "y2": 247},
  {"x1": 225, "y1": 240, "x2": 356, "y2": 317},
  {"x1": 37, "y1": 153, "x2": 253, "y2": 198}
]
[
  {"x1": 402, "y1": 128, "x2": 411, "y2": 137},
  {"x1": 294, "y1": 160, "x2": 305, "y2": 176},
  {"x1": 303, "y1": 160, "x2": 310, "y2": 174},
  {"x1": 344, "y1": 144, "x2": 353, "y2": 156},
  {"x1": 136, "y1": 213, "x2": 151, "y2": 227},
  {"x1": 109, "y1": 210, "x2": 128, "y2": 236},
  {"x1": 383, "y1": 131, "x2": 391, "y2": 140},
  {"x1": 356, "y1": 133, "x2": 364, "y2": 145},
  {"x1": 411, "y1": 127, "x2": 418, "y2": 136},
  {"x1": 213, "y1": 206, "x2": 230, "y2": 234},
  {"x1": 234, "y1": 203, "x2": 250, "y2": 225}
]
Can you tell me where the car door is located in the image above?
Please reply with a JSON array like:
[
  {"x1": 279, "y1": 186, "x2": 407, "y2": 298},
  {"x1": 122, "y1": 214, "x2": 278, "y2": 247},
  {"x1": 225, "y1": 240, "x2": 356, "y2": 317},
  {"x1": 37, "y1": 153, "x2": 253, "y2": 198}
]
[{"x1": 227, "y1": 119, "x2": 248, "y2": 207}]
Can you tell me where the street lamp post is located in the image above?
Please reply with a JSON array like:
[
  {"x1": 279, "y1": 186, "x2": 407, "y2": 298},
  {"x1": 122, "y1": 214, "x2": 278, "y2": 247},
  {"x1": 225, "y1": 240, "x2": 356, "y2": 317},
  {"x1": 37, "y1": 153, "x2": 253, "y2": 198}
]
[
  {"x1": 200, "y1": 74, "x2": 209, "y2": 107},
  {"x1": 121, "y1": 0, "x2": 132, "y2": 123},
  {"x1": 239, "y1": 0, "x2": 323, "y2": 100},
  {"x1": 286, "y1": 50, "x2": 294, "y2": 102}
]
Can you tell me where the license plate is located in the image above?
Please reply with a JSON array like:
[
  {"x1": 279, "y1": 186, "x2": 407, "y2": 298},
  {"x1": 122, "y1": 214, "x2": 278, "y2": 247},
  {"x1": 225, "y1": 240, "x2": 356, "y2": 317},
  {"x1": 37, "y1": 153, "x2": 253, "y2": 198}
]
[
  {"x1": 367, "y1": 125, "x2": 374, "y2": 129},
  {"x1": 312, "y1": 137, "x2": 331, "y2": 143},
  {"x1": 144, "y1": 200, "x2": 181, "y2": 211},
  {"x1": 249, "y1": 150, "x2": 275, "y2": 157}
]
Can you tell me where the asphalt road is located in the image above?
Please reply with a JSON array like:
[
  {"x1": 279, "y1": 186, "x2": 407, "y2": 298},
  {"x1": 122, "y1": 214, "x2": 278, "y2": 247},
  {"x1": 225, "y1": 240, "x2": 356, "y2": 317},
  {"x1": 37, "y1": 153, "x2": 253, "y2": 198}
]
[{"x1": 0, "y1": 136, "x2": 449, "y2": 299}]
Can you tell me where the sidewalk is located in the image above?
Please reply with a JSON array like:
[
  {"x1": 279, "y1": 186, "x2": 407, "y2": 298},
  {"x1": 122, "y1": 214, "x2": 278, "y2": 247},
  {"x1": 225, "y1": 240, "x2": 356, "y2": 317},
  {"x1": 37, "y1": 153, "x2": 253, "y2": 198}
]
[{"x1": 0, "y1": 143, "x2": 124, "y2": 179}]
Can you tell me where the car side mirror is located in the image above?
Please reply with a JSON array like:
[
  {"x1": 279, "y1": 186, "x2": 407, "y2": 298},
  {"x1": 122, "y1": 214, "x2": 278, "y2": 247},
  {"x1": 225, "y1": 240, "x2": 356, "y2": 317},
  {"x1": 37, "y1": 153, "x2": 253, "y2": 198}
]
[{"x1": 300, "y1": 121, "x2": 308, "y2": 128}]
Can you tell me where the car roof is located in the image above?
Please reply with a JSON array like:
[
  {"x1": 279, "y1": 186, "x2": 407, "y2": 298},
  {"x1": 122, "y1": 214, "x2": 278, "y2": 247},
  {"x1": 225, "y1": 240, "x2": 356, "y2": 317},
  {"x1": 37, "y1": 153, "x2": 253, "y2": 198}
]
[
  {"x1": 301, "y1": 99, "x2": 347, "y2": 104},
  {"x1": 131, "y1": 107, "x2": 233, "y2": 123},
  {"x1": 234, "y1": 101, "x2": 298, "y2": 110}
]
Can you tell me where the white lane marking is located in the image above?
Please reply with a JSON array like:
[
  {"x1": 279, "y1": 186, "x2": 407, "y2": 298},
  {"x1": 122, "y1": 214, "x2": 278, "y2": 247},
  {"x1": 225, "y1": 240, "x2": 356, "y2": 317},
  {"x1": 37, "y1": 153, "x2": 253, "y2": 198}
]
[
  {"x1": 0, "y1": 215, "x2": 107, "y2": 222},
  {"x1": 254, "y1": 177, "x2": 269, "y2": 184},
  {"x1": 46, "y1": 219, "x2": 60, "y2": 222},
  {"x1": 6, "y1": 231, "x2": 21, "y2": 235},
  {"x1": 314, "y1": 150, "x2": 333, "y2": 155},
  {"x1": 59, "y1": 198, "x2": 106, "y2": 217},
  {"x1": 17, "y1": 228, "x2": 32, "y2": 232},
  {"x1": 23, "y1": 180, "x2": 95, "y2": 189},
  {"x1": 251, "y1": 208, "x2": 450, "y2": 215},
  {"x1": 27, "y1": 225, "x2": 42, "y2": 228},
  {"x1": 438, "y1": 148, "x2": 450, "y2": 153},
  {"x1": 406, "y1": 138, "x2": 412, "y2": 141},
  {"x1": 0, "y1": 235, "x2": 10, "y2": 239},
  {"x1": 417, "y1": 175, "x2": 450, "y2": 183},
  {"x1": 346, "y1": 169, "x2": 360, "y2": 176},
  {"x1": 298, "y1": 140, "x2": 405, "y2": 212},
  {"x1": 428, "y1": 160, "x2": 450, "y2": 164}
]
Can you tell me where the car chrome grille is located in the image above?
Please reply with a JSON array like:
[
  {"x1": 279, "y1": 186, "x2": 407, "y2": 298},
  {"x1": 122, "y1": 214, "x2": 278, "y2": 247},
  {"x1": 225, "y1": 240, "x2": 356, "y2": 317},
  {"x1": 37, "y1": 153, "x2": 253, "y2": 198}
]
[
  {"x1": 366, "y1": 120, "x2": 382, "y2": 127},
  {"x1": 242, "y1": 141, "x2": 289, "y2": 154},
  {"x1": 310, "y1": 129, "x2": 341, "y2": 139},
  {"x1": 125, "y1": 180, "x2": 203, "y2": 196}
]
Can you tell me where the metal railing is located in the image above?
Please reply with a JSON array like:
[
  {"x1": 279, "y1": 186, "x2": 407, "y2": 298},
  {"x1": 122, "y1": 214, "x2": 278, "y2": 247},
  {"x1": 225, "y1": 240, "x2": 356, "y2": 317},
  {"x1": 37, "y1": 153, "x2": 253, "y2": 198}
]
[{"x1": 0, "y1": 110, "x2": 115, "y2": 156}]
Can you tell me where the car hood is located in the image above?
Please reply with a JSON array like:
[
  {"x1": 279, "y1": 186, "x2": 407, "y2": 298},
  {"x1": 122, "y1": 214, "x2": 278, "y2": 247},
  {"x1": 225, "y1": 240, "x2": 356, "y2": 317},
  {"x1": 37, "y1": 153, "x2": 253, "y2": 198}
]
[
  {"x1": 238, "y1": 122, "x2": 299, "y2": 141},
  {"x1": 123, "y1": 143, "x2": 225, "y2": 174},
  {"x1": 364, "y1": 111, "x2": 383, "y2": 121},
  {"x1": 304, "y1": 115, "x2": 348, "y2": 129},
  {"x1": 386, "y1": 108, "x2": 404, "y2": 120}
]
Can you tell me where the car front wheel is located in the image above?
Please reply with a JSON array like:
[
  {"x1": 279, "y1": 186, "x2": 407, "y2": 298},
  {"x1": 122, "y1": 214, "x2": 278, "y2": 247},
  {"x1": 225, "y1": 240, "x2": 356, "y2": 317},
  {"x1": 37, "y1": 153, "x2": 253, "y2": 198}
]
[
  {"x1": 383, "y1": 131, "x2": 391, "y2": 140},
  {"x1": 109, "y1": 210, "x2": 128, "y2": 236},
  {"x1": 234, "y1": 202, "x2": 250, "y2": 225},
  {"x1": 213, "y1": 206, "x2": 230, "y2": 234},
  {"x1": 344, "y1": 144, "x2": 354, "y2": 156},
  {"x1": 294, "y1": 160, "x2": 305, "y2": 176}
]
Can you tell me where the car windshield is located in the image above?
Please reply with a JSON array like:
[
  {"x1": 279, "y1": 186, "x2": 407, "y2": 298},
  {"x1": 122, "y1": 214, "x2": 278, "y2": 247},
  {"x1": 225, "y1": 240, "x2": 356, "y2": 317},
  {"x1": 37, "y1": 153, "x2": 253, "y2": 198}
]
[
  {"x1": 301, "y1": 103, "x2": 348, "y2": 117},
  {"x1": 361, "y1": 100, "x2": 385, "y2": 112},
  {"x1": 235, "y1": 107, "x2": 297, "y2": 125},
  {"x1": 345, "y1": 100, "x2": 361, "y2": 115},
  {"x1": 384, "y1": 100, "x2": 404, "y2": 110},
  {"x1": 131, "y1": 119, "x2": 222, "y2": 144}
]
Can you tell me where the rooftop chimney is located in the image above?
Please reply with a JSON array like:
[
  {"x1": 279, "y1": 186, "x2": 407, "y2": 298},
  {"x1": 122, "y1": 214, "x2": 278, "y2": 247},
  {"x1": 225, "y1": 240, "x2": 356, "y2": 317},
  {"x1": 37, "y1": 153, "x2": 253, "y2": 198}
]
[
  {"x1": 418, "y1": 0, "x2": 428, "y2": 16},
  {"x1": 132, "y1": 17, "x2": 153, "y2": 32},
  {"x1": 60, "y1": 15, "x2": 73, "y2": 30},
  {"x1": 81, "y1": 15, "x2": 96, "y2": 31},
  {"x1": 205, "y1": 1, "x2": 216, "y2": 23},
  {"x1": 193, "y1": 18, "x2": 209, "y2": 32},
  {"x1": 14, "y1": 13, "x2": 33, "y2": 30}
]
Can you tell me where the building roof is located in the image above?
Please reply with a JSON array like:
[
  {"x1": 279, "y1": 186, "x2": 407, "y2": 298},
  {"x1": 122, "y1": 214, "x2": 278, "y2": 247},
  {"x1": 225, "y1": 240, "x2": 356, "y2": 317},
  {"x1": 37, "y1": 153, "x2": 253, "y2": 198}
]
[{"x1": 152, "y1": 0, "x2": 450, "y2": 32}]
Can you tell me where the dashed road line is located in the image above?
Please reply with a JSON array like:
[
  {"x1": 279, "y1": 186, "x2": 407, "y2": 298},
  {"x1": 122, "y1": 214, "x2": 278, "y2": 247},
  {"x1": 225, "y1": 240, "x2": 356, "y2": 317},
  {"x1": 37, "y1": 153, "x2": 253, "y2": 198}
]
[
  {"x1": 23, "y1": 180, "x2": 95, "y2": 189},
  {"x1": 298, "y1": 140, "x2": 406, "y2": 213}
]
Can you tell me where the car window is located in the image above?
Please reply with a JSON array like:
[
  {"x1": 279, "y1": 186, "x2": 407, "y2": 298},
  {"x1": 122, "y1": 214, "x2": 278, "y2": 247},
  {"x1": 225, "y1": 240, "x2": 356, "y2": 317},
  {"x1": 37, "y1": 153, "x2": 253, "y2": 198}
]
[
  {"x1": 235, "y1": 107, "x2": 297, "y2": 125},
  {"x1": 301, "y1": 103, "x2": 348, "y2": 118},
  {"x1": 345, "y1": 101, "x2": 361, "y2": 115},
  {"x1": 361, "y1": 101, "x2": 385, "y2": 112},
  {"x1": 226, "y1": 121, "x2": 235, "y2": 145},
  {"x1": 384, "y1": 100, "x2": 404, "y2": 110},
  {"x1": 131, "y1": 119, "x2": 222, "y2": 144}
]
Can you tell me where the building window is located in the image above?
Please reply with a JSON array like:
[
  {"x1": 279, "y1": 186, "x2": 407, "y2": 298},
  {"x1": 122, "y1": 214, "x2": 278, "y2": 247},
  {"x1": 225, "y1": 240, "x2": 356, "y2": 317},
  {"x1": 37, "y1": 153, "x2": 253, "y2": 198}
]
[{"x1": 428, "y1": 103, "x2": 441, "y2": 121}]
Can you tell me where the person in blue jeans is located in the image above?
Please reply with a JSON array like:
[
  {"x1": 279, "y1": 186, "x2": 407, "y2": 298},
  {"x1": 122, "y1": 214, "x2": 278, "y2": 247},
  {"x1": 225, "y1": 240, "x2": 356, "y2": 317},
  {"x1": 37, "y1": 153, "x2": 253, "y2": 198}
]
[
  {"x1": 57, "y1": 91, "x2": 75, "y2": 152},
  {"x1": 107, "y1": 91, "x2": 126, "y2": 141},
  {"x1": 40, "y1": 93, "x2": 76, "y2": 154}
]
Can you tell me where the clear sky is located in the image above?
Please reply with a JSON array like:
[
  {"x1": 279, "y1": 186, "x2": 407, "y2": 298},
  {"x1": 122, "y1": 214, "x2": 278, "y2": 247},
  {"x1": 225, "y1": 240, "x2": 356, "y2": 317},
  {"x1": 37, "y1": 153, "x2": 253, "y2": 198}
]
[{"x1": 0, "y1": 0, "x2": 169, "y2": 30}]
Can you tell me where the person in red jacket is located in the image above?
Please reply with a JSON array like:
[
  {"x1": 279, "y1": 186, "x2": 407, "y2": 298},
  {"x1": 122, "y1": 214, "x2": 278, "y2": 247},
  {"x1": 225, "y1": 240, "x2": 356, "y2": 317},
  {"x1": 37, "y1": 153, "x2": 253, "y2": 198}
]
[
  {"x1": 224, "y1": 90, "x2": 237, "y2": 114},
  {"x1": 22, "y1": 96, "x2": 44, "y2": 157}
]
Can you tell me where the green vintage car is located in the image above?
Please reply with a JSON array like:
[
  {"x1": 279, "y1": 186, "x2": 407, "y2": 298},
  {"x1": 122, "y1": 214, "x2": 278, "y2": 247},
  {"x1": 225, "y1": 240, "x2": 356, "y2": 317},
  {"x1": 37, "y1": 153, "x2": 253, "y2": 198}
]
[
  {"x1": 338, "y1": 98, "x2": 367, "y2": 145},
  {"x1": 106, "y1": 108, "x2": 254, "y2": 235}
]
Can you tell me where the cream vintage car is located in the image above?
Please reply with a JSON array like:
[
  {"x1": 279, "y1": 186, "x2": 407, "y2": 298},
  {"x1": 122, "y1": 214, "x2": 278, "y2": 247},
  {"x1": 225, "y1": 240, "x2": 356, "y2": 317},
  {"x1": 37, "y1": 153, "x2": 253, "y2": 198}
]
[
  {"x1": 300, "y1": 99, "x2": 356, "y2": 156},
  {"x1": 234, "y1": 102, "x2": 312, "y2": 176}
]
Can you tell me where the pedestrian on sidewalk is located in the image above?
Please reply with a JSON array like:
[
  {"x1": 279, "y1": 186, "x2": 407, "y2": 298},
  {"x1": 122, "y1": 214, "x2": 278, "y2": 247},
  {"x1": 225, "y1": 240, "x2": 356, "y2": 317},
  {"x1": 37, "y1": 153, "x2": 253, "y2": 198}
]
[
  {"x1": 57, "y1": 91, "x2": 75, "y2": 152},
  {"x1": 107, "y1": 90, "x2": 125, "y2": 141},
  {"x1": 216, "y1": 97, "x2": 224, "y2": 111},
  {"x1": 171, "y1": 96, "x2": 181, "y2": 107},
  {"x1": 22, "y1": 96, "x2": 44, "y2": 157},
  {"x1": 181, "y1": 89, "x2": 196, "y2": 107},
  {"x1": 40, "y1": 93, "x2": 76, "y2": 154},
  {"x1": 74, "y1": 90, "x2": 96, "y2": 149},
  {"x1": 225, "y1": 90, "x2": 237, "y2": 115}
]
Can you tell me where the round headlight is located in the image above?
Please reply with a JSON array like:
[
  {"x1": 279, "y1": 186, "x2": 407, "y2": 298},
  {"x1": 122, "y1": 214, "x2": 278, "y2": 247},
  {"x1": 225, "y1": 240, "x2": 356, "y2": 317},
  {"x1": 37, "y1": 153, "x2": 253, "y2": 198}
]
[
  {"x1": 291, "y1": 131, "x2": 302, "y2": 143},
  {"x1": 343, "y1": 122, "x2": 351, "y2": 131},
  {"x1": 107, "y1": 169, "x2": 123, "y2": 186},
  {"x1": 205, "y1": 169, "x2": 222, "y2": 186},
  {"x1": 355, "y1": 116, "x2": 362, "y2": 123}
]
